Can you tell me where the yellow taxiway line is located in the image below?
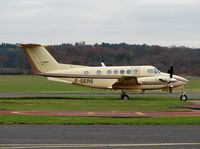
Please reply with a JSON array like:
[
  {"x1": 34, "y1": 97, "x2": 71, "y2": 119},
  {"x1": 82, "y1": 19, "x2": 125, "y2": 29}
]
[{"x1": 1, "y1": 143, "x2": 200, "y2": 148}]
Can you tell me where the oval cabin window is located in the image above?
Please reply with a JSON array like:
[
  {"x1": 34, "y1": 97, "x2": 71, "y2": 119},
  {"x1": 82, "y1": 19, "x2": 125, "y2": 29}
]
[
  {"x1": 84, "y1": 71, "x2": 89, "y2": 75},
  {"x1": 96, "y1": 70, "x2": 101, "y2": 75},
  {"x1": 113, "y1": 70, "x2": 118, "y2": 74},
  {"x1": 126, "y1": 69, "x2": 131, "y2": 74},
  {"x1": 120, "y1": 70, "x2": 125, "y2": 74},
  {"x1": 107, "y1": 70, "x2": 112, "y2": 75}
]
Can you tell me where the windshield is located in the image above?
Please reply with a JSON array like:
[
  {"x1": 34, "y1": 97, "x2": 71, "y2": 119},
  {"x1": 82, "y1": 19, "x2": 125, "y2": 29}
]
[{"x1": 154, "y1": 67, "x2": 160, "y2": 74}]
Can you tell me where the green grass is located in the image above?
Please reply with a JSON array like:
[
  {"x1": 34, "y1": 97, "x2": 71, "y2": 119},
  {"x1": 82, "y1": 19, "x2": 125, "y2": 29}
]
[
  {"x1": 0, "y1": 75, "x2": 118, "y2": 93},
  {"x1": 0, "y1": 96, "x2": 194, "y2": 112},
  {"x1": 0, "y1": 75, "x2": 199, "y2": 93},
  {"x1": 1, "y1": 115, "x2": 200, "y2": 125},
  {"x1": 184, "y1": 79, "x2": 200, "y2": 94}
]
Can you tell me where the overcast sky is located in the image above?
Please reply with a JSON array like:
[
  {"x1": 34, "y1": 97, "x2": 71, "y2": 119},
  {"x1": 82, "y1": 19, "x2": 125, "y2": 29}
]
[{"x1": 1, "y1": 0, "x2": 200, "y2": 48}]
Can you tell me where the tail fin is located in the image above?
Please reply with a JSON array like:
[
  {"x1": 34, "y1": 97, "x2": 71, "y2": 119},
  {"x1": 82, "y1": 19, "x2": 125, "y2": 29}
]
[{"x1": 18, "y1": 44, "x2": 59, "y2": 74}]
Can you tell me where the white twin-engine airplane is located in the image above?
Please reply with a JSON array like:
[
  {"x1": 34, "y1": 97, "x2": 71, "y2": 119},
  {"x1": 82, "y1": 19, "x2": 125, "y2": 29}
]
[{"x1": 18, "y1": 44, "x2": 188, "y2": 100}]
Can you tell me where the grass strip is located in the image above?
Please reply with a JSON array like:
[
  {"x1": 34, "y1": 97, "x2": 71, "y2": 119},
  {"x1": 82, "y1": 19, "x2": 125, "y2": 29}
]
[
  {"x1": 1, "y1": 115, "x2": 200, "y2": 125},
  {"x1": 0, "y1": 96, "x2": 194, "y2": 112}
]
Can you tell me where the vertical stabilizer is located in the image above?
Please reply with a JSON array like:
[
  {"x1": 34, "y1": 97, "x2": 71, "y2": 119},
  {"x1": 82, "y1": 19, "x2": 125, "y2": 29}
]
[{"x1": 18, "y1": 44, "x2": 59, "y2": 74}]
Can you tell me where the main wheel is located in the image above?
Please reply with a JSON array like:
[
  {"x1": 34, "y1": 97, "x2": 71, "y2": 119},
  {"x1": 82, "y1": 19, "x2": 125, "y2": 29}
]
[
  {"x1": 121, "y1": 94, "x2": 129, "y2": 100},
  {"x1": 180, "y1": 94, "x2": 187, "y2": 101}
]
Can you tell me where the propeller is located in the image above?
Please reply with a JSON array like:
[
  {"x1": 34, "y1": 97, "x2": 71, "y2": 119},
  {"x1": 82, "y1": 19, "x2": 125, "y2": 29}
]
[
  {"x1": 168, "y1": 66, "x2": 173, "y2": 78},
  {"x1": 167, "y1": 66, "x2": 177, "y2": 93}
]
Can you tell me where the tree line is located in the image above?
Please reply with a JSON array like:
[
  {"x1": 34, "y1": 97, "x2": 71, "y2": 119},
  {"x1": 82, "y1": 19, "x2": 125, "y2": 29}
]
[{"x1": 0, "y1": 43, "x2": 199, "y2": 76}]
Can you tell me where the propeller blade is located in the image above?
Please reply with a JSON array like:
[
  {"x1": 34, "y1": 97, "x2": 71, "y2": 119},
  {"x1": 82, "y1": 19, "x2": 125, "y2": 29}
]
[
  {"x1": 169, "y1": 87, "x2": 173, "y2": 93},
  {"x1": 168, "y1": 66, "x2": 175, "y2": 93},
  {"x1": 170, "y1": 66, "x2": 173, "y2": 78},
  {"x1": 168, "y1": 66, "x2": 173, "y2": 78},
  {"x1": 169, "y1": 81, "x2": 173, "y2": 93}
]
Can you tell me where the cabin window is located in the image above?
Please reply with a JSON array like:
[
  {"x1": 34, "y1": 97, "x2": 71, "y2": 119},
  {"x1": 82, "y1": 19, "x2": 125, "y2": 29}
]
[
  {"x1": 126, "y1": 69, "x2": 131, "y2": 74},
  {"x1": 96, "y1": 70, "x2": 101, "y2": 75},
  {"x1": 107, "y1": 70, "x2": 112, "y2": 75},
  {"x1": 84, "y1": 71, "x2": 89, "y2": 75},
  {"x1": 147, "y1": 69, "x2": 153, "y2": 74},
  {"x1": 113, "y1": 70, "x2": 118, "y2": 74},
  {"x1": 133, "y1": 69, "x2": 139, "y2": 75},
  {"x1": 120, "y1": 70, "x2": 125, "y2": 74}
]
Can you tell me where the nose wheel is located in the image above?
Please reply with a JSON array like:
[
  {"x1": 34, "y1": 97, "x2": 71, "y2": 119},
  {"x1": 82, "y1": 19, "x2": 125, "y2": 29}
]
[
  {"x1": 180, "y1": 94, "x2": 188, "y2": 101},
  {"x1": 121, "y1": 93, "x2": 129, "y2": 100},
  {"x1": 180, "y1": 88, "x2": 188, "y2": 101}
]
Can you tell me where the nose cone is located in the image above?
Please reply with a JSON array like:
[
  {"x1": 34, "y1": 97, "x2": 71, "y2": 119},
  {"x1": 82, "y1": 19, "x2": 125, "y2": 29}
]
[{"x1": 174, "y1": 75, "x2": 188, "y2": 85}]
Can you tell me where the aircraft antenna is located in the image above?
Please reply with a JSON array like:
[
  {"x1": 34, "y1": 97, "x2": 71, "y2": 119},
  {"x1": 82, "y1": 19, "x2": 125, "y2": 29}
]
[{"x1": 100, "y1": 49, "x2": 106, "y2": 67}]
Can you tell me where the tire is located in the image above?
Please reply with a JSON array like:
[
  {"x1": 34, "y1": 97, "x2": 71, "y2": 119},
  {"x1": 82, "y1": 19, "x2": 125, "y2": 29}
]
[
  {"x1": 180, "y1": 94, "x2": 188, "y2": 101},
  {"x1": 121, "y1": 94, "x2": 129, "y2": 100}
]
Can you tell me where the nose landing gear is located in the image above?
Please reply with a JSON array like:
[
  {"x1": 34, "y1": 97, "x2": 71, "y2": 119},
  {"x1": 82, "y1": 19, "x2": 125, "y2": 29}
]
[
  {"x1": 180, "y1": 88, "x2": 188, "y2": 101},
  {"x1": 180, "y1": 94, "x2": 188, "y2": 101}
]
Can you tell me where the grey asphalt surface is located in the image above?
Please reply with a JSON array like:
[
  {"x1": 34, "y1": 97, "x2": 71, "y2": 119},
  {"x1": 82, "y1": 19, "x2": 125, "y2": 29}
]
[
  {"x1": 0, "y1": 93, "x2": 200, "y2": 98},
  {"x1": 0, "y1": 125, "x2": 200, "y2": 149}
]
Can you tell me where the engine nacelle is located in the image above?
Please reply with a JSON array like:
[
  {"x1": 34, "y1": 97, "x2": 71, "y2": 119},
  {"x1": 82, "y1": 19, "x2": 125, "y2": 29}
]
[{"x1": 138, "y1": 76, "x2": 169, "y2": 85}]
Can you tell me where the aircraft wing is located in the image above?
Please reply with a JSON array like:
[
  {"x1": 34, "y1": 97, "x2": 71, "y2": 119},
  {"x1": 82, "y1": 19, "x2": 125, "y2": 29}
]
[{"x1": 112, "y1": 76, "x2": 140, "y2": 89}]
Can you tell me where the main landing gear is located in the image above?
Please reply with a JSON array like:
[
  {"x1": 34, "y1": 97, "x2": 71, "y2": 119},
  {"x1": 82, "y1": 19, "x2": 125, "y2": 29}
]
[{"x1": 121, "y1": 92, "x2": 129, "y2": 100}]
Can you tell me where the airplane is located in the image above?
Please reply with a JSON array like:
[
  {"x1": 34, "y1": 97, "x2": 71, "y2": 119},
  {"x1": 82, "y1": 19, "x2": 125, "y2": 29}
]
[{"x1": 17, "y1": 44, "x2": 188, "y2": 101}]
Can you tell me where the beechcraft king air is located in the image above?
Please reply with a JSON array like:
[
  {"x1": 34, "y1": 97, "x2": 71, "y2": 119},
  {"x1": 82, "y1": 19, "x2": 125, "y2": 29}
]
[{"x1": 18, "y1": 44, "x2": 188, "y2": 100}]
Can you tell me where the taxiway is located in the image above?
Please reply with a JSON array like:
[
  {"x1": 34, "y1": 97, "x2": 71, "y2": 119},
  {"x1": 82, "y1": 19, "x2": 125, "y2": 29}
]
[{"x1": 1, "y1": 125, "x2": 200, "y2": 149}]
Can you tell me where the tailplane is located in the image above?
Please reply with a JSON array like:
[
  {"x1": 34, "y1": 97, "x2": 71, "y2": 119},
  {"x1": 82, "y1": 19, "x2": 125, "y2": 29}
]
[{"x1": 18, "y1": 44, "x2": 59, "y2": 74}]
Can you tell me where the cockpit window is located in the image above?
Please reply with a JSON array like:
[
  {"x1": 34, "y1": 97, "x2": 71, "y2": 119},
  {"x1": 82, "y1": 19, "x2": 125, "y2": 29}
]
[
  {"x1": 147, "y1": 69, "x2": 153, "y2": 74},
  {"x1": 154, "y1": 68, "x2": 160, "y2": 74}
]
